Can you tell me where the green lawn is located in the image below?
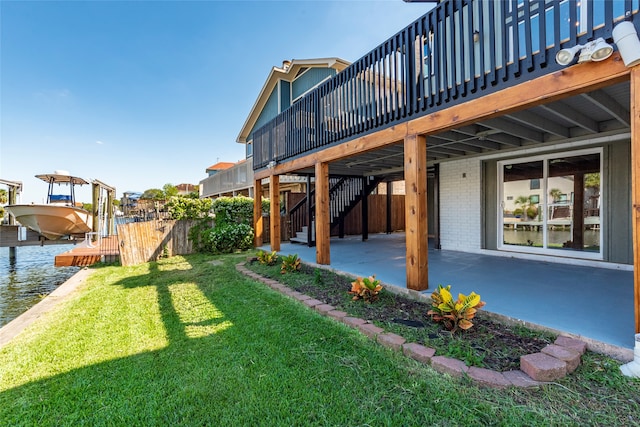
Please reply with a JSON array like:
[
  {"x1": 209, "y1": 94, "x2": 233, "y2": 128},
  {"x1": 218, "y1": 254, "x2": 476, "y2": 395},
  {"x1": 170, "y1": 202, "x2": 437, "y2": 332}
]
[{"x1": 0, "y1": 253, "x2": 638, "y2": 426}]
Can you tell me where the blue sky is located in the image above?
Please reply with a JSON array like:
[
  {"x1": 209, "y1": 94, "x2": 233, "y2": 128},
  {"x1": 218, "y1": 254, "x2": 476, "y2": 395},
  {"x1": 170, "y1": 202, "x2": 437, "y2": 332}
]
[{"x1": 1, "y1": 0, "x2": 431, "y2": 203}]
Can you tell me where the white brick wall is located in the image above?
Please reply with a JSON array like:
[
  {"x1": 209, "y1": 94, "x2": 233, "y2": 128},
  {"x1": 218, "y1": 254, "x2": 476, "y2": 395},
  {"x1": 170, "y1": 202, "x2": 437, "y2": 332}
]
[{"x1": 439, "y1": 159, "x2": 482, "y2": 251}]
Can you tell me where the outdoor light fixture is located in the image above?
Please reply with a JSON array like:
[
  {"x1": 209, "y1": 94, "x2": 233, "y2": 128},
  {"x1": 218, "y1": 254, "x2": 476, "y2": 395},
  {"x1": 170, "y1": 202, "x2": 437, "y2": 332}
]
[
  {"x1": 555, "y1": 44, "x2": 584, "y2": 65},
  {"x1": 613, "y1": 21, "x2": 640, "y2": 67},
  {"x1": 267, "y1": 160, "x2": 276, "y2": 169},
  {"x1": 556, "y1": 38, "x2": 613, "y2": 65}
]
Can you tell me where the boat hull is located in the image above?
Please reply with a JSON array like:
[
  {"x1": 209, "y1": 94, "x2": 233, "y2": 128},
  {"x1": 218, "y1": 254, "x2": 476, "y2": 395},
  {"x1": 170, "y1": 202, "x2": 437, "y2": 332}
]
[{"x1": 6, "y1": 205, "x2": 92, "y2": 240}]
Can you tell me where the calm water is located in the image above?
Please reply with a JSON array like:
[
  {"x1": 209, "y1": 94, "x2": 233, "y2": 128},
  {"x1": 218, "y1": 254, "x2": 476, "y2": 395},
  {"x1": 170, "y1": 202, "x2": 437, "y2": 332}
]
[
  {"x1": 0, "y1": 245, "x2": 80, "y2": 327},
  {"x1": 503, "y1": 229, "x2": 600, "y2": 249}
]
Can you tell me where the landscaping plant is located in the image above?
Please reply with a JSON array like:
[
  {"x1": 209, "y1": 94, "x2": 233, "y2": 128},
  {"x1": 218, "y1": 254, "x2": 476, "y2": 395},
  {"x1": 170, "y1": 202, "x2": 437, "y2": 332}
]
[
  {"x1": 257, "y1": 250, "x2": 278, "y2": 266},
  {"x1": 349, "y1": 275, "x2": 383, "y2": 303},
  {"x1": 280, "y1": 254, "x2": 301, "y2": 274},
  {"x1": 427, "y1": 285, "x2": 485, "y2": 333}
]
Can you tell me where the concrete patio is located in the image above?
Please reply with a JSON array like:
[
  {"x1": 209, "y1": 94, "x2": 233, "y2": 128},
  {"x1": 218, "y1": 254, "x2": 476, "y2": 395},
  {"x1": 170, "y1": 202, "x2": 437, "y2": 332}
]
[{"x1": 262, "y1": 232, "x2": 635, "y2": 356}]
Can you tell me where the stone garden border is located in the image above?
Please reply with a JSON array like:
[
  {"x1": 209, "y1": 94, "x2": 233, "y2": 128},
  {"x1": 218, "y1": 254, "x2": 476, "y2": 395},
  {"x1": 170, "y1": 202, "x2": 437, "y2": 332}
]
[{"x1": 236, "y1": 261, "x2": 588, "y2": 389}]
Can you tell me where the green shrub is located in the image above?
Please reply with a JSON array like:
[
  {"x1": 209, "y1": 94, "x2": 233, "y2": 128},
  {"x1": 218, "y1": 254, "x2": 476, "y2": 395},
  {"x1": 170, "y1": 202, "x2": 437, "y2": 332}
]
[
  {"x1": 212, "y1": 196, "x2": 253, "y2": 227},
  {"x1": 201, "y1": 223, "x2": 254, "y2": 254},
  {"x1": 189, "y1": 196, "x2": 257, "y2": 254},
  {"x1": 166, "y1": 196, "x2": 213, "y2": 220}
]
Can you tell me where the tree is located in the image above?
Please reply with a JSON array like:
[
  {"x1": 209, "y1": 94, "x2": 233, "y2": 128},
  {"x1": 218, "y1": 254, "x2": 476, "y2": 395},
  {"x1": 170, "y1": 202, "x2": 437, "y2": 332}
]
[
  {"x1": 163, "y1": 183, "x2": 178, "y2": 199},
  {"x1": 585, "y1": 173, "x2": 600, "y2": 190},
  {"x1": 549, "y1": 188, "x2": 563, "y2": 203},
  {"x1": 514, "y1": 195, "x2": 537, "y2": 220},
  {"x1": 0, "y1": 189, "x2": 7, "y2": 205},
  {"x1": 141, "y1": 188, "x2": 164, "y2": 200}
]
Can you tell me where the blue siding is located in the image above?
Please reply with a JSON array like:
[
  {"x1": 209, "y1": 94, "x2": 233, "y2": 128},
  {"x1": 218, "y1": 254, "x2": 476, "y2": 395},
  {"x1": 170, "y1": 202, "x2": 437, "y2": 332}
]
[
  {"x1": 280, "y1": 81, "x2": 291, "y2": 111},
  {"x1": 292, "y1": 68, "x2": 336, "y2": 100},
  {"x1": 250, "y1": 86, "x2": 279, "y2": 139}
]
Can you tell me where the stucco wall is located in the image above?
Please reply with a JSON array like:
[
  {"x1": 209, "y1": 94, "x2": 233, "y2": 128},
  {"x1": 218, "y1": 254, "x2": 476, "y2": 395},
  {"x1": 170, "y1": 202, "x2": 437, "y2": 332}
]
[{"x1": 439, "y1": 158, "x2": 482, "y2": 251}]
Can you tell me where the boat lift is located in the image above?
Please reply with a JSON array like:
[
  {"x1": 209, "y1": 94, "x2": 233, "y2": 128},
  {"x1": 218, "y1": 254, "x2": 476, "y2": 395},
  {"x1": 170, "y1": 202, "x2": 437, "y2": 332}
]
[
  {"x1": 0, "y1": 179, "x2": 23, "y2": 261},
  {"x1": 86, "y1": 179, "x2": 116, "y2": 247}
]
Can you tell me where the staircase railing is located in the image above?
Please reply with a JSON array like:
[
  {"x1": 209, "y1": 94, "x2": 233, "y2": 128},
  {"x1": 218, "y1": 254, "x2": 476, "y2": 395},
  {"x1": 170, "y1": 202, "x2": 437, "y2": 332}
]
[{"x1": 288, "y1": 175, "x2": 381, "y2": 245}]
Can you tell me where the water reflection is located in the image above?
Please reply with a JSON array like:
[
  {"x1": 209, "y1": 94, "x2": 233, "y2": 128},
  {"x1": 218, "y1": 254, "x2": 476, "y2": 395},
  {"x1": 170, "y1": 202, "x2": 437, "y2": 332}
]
[
  {"x1": 0, "y1": 245, "x2": 79, "y2": 327},
  {"x1": 503, "y1": 229, "x2": 600, "y2": 251}
]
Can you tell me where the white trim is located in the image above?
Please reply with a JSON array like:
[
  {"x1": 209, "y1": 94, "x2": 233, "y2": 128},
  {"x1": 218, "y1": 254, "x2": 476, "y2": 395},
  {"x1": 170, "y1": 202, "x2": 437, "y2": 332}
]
[{"x1": 497, "y1": 146, "x2": 604, "y2": 260}]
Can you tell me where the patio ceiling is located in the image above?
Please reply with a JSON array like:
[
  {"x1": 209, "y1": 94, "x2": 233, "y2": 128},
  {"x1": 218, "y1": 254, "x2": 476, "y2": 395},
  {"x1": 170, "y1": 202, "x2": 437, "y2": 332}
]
[{"x1": 297, "y1": 80, "x2": 630, "y2": 181}]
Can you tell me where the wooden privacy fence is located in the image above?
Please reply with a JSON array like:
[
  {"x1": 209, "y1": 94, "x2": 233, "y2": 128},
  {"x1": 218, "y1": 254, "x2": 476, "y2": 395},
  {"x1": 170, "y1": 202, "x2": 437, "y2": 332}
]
[{"x1": 118, "y1": 219, "x2": 206, "y2": 266}]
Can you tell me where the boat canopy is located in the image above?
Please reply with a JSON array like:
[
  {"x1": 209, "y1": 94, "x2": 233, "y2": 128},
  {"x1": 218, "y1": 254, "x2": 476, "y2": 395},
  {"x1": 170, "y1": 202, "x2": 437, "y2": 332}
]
[{"x1": 35, "y1": 173, "x2": 90, "y2": 186}]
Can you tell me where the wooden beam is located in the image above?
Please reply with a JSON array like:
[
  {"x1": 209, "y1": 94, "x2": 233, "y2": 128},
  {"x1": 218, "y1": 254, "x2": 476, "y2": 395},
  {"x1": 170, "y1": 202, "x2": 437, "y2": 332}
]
[
  {"x1": 269, "y1": 175, "x2": 280, "y2": 252},
  {"x1": 253, "y1": 178, "x2": 263, "y2": 247},
  {"x1": 631, "y1": 65, "x2": 640, "y2": 334},
  {"x1": 404, "y1": 134, "x2": 429, "y2": 291},
  {"x1": 315, "y1": 162, "x2": 330, "y2": 265},
  {"x1": 255, "y1": 54, "x2": 629, "y2": 182}
]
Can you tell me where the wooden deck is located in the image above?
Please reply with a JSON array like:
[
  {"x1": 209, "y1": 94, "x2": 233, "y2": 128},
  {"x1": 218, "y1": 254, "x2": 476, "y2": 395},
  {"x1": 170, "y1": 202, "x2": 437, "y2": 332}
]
[{"x1": 54, "y1": 236, "x2": 120, "y2": 267}]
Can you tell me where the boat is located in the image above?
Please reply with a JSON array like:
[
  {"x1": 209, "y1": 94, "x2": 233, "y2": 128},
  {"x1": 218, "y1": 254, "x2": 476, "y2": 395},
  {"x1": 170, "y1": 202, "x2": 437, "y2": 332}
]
[{"x1": 6, "y1": 171, "x2": 93, "y2": 240}]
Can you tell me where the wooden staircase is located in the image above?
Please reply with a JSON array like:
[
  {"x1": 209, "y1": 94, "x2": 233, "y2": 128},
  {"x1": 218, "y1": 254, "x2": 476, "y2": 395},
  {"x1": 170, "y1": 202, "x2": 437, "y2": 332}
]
[{"x1": 288, "y1": 176, "x2": 381, "y2": 246}]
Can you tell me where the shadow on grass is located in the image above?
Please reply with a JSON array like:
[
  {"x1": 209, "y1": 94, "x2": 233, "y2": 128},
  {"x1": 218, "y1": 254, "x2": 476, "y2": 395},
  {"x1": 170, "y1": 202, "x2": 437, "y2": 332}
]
[
  {"x1": 1, "y1": 254, "x2": 460, "y2": 425},
  {"x1": 0, "y1": 254, "x2": 258, "y2": 424}
]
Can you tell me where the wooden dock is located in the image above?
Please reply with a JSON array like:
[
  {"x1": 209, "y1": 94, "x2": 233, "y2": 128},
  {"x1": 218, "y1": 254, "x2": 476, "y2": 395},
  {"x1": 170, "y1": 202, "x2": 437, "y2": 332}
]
[{"x1": 54, "y1": 236, "x2": 120, "y2": 267}]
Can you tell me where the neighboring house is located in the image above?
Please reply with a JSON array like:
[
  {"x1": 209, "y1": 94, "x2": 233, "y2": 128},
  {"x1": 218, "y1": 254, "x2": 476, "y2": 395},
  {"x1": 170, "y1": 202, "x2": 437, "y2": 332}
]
[
  {"x1": 175, "y1": 183, "x2": 198, "y2": 196},
  {"x1": 200, "y1": 159, "x2": 254, "y2": 199},
  {"x1": 249, "y1": 0, "x2": 640, "y2": 318},
  {"x1": 120, "y1": 191, "x2": 142, "y2": 216},
  {"x1": 201, "y1": 59, "x2": 349, "y2": 200},
  {"x1": 205, "y1": 162, "x2": 235, "y2": 177}
]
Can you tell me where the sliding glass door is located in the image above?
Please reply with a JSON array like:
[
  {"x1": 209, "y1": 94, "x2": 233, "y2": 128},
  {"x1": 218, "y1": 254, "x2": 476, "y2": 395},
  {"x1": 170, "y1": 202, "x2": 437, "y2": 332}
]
[{"x1": 499, "y1": 149, "x2": 602, "y2": 258}]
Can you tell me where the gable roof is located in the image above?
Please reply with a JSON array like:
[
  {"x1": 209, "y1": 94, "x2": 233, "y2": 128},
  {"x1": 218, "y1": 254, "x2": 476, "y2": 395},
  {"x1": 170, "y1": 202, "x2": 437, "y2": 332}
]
[{"x1": 236, "y1": 57, "x2": 350, "y2": 144}]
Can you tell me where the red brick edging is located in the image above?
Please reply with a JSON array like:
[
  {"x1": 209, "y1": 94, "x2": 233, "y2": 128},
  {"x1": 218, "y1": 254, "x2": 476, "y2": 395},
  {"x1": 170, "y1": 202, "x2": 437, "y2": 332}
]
[{"x1": 236, "y1": 262, "x2": 587, "y2": 389}]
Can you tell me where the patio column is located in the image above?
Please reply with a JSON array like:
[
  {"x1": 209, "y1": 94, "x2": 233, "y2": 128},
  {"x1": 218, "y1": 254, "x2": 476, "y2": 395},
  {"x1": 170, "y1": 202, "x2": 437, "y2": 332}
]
[
  {"x1": 269, "y1": 175, "x2": 280, "y2": 252},
  {"x1": 315, "y1": 161, "x2": 330, "y2": 265},
  {"x1": 404, "y1": 134, "x2": 429, "y2": 291},
  {"x1": 632, "y1": 66, "x2": 640, "y2": 333},
  {"x1": 253, "y1": 178, "x2": 263, "y2": 247}
]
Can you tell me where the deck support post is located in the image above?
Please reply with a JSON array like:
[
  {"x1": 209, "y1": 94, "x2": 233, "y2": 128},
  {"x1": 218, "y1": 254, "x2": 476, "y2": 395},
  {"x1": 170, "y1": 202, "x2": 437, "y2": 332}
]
[
  {"x1": 404, "y1": 134, "x2": 429, "y2": 291},
  {"x1": 253, "y1": 178, "x2": 263, "y2": 248},
  {"x1": 362, "y1": 177, "x2": 368, "y2": 241},
  {"x1": 91, "y1": 182, "x2": 100, "y2": 240},
  {"x1": 269, "y1": 175, "x2": 280, "y2": 252},
  {"x1": 632, "y1": 66, "x2": 640, "y2": 333},
  {"x1": 315, "y1": 162, "x2": 330, "y2": 265}
]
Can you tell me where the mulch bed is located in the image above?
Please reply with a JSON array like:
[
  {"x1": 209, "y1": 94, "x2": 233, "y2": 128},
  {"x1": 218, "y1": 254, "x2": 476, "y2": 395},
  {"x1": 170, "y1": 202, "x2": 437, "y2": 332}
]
[{"x1": 246, "y1": 261, "x2": 555, "y2": 371}]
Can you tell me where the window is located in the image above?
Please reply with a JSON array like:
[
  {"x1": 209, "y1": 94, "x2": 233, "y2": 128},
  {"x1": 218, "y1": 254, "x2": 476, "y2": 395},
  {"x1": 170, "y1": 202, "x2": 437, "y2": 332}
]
[
  {"x1": 499, "y1": 148, "x2": 602, "y2": 258},
  {"x1": 530, "y1": 178, "x2": 540, "y2": 190}
]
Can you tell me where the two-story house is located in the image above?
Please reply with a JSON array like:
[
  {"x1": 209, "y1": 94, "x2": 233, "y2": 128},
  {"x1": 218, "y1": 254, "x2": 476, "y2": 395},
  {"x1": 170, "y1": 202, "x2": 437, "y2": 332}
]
[{"x1": 249, "y1": 1, "x2": 640, "y2": 333}]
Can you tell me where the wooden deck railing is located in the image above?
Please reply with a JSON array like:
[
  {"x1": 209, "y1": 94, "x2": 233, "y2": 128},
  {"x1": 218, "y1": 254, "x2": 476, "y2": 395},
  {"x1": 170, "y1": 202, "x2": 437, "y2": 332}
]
[{"x1": 253, "y1": 0, "x2": 639, "y2": 170}]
